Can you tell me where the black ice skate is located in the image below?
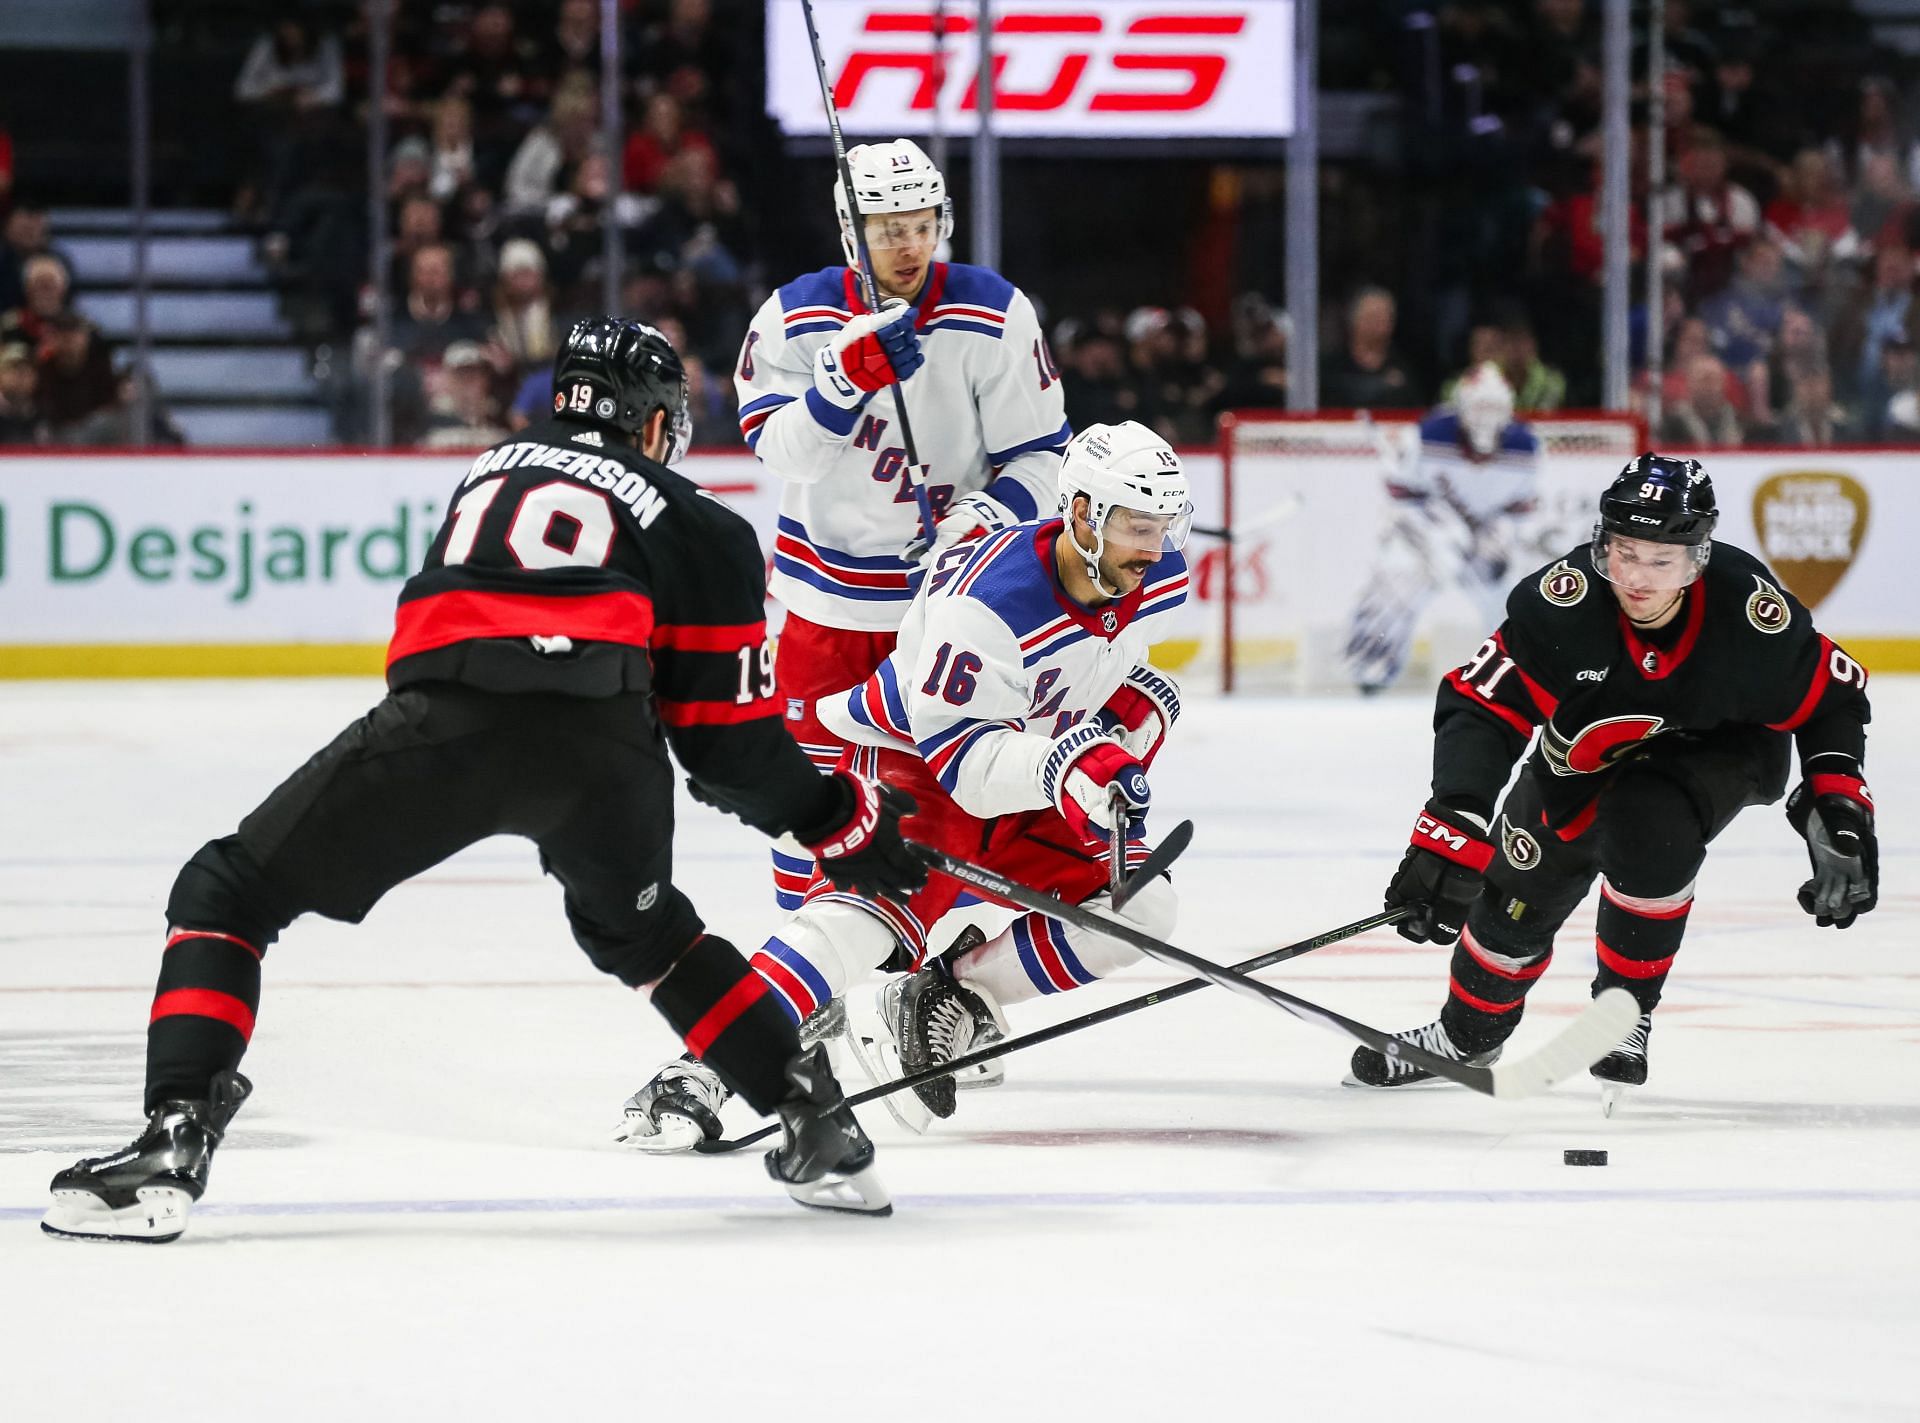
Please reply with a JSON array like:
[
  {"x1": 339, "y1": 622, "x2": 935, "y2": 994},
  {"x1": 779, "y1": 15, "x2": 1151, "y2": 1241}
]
[
  {"x1": 1344, "y1": 1019, "x2": 1502, "y2": 1088},
  {"x1": 764, "y1": 1044, "x2": 890, "y2": 1216},
  {"x1": 936, "y1": 927, "x2": 1005, "y2": 1092},
  {"x1": 1591, "y1": 1011, "x2": 1653, "y2": 1117},
  {"x1": 613, "y1": 1055, "x2": 731, "y2": 1155},
  {"x1": 42, "y1": 1071, "x2": 252, "y2": 1243},
  {"x1": 893, "y1": 960, "x2": 997, "y2": 1119}
]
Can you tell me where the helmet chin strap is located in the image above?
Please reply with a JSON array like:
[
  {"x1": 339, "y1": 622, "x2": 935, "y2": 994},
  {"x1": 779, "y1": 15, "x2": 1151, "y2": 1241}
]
[{"x1": 1068, "y1": 515, "x2": 1119, "y2": 599}]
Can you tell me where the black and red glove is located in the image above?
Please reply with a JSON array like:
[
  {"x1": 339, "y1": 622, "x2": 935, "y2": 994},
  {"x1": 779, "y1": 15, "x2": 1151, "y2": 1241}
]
[
  {"x1": 1385, "y1": 799, "x2": 1494, "y2": 945},
  {"x1": 794, "y1": 772, "x2": 925, "y2": 903},
  {"x1": 1786, "y1": 769, "x2": 1878, "y2": 929}
]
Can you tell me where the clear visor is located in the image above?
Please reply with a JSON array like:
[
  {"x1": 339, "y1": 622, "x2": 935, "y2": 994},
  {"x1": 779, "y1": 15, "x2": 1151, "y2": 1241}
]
[
  {"x1": 1591, "y1": 528, "x2": 1709, "y2": 592},
  {"x1": 1101, "y1": 503, "x2": 1194, "y2": 554},
  {"x1": 863, "y1": 210, "x2": 942, "y2": 251}
]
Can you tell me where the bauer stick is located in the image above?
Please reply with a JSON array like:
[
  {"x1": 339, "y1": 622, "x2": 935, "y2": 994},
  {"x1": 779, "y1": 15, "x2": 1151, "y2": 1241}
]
[
  {"x1": 1107, "y1": 786, "x2": 1127, "y2": 898},
  {"x1": 913, "y1": 845, "x2": 1640, "y2": 1101},
  {"x1": 799, "y1": 0, "x2": 938, "y2": 557},
  {"x1": 698, "y1": 898, "x2": 1396, "y2": 1155}
]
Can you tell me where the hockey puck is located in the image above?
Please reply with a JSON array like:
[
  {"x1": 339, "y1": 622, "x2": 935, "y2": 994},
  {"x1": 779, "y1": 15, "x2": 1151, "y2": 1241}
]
[{"x1": 1563, "y1": 1149, "x2": 1609, "y2": 1166}]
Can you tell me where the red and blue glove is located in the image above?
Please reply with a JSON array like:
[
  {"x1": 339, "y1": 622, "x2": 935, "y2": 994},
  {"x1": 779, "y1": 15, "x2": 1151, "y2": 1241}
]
[
  {"x1": 1092, "y1": 666, "x2": 1181, "y2": 769},
  {"x1": 1040, "y1": 723, "x2": 1151, "y2": 848},
  {"x1": 812, "y1": 301, "x2": 924, "y2": 413}
]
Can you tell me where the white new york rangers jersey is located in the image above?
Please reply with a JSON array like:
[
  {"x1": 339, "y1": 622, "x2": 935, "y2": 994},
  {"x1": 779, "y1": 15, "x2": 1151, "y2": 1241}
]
[
  {"x1": 1391, "y1": 410, "x2": 1540, "y2": 526},
  {"x1": 819, "y1": 519, "x2": 1189, "y2": 819},
  {"x1": 734, "y1": 262, "x2": 1072, "y2": 632}
]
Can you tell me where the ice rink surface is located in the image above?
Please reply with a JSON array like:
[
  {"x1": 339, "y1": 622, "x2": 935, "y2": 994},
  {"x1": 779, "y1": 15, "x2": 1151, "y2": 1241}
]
[{"x1": 1, "y1": 676, "x2": 1914, "y2": 1422}]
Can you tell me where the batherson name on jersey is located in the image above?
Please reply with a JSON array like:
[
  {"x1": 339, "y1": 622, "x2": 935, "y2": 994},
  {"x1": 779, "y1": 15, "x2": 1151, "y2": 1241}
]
[{"x1": 735, "y1": 262, "x2": 1072, "y2": 631}]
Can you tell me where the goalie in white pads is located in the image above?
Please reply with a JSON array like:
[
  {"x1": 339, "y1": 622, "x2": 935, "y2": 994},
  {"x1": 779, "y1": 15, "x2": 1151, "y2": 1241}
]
[
  {"x1": 620, "y1": 422, "x2": 1191, "y2": 1150},
  {"x1": 1346, "y1": 363, "x2": 1540, "y2": 692},
  {"x1": 736, "y1": 138, "x2": 1072, "y2": 911}
]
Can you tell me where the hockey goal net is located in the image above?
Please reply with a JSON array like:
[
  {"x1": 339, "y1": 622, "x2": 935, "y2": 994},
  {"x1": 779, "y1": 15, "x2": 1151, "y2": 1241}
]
[{"x1": 1152, "y1": 411, "x2": 1645, "y2": 694}]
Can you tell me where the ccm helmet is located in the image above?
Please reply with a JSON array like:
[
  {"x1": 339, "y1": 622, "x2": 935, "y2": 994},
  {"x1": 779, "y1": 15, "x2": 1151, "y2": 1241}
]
[
  {"x1": 833, "y1": 139, "x2": 954, "y2": 268},
  {"x1": 1058, "y1": 421, "x2": 1193, "y2": 596},
  {"x1": 1591, "y1": 453, "x2": 1718, "y2": 584},
  {"x1": 552, "y1": 317, "x2": 693, "y2": 463}
]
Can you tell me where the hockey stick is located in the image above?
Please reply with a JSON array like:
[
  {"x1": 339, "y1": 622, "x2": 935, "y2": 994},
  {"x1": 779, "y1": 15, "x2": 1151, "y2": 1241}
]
[
  {"x1": 1191, "y1": 494, "x2": 1304, "y2": 543},
  {"x1": 1112, "y1": 817, "x2": 1189, "y2": 911},
  {"x1": 1106, "y1": 787, "x2": 1127, "y2": 898},
  {"x1": 799, "y1": 0, "x2": 938, "y2": 557},
  {"x1": 696, "y1": 897, "x2": 1392, "y2": 1155},
  {"x1": 914, "y1": 845, "x2": 1640, "y2": 1101}
]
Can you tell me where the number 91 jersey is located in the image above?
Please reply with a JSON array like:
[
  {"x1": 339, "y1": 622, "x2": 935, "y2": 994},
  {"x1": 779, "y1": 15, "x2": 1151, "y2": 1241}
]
[
  {"x1": 820, "y1": 519, "x2": 1190, "y2": 819},
  {"x1": 1431, "y1": 538, "x2": 1873, "y2": 829}
]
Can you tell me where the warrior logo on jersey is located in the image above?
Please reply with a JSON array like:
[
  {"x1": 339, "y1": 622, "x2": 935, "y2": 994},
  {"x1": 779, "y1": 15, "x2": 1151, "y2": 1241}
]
[
  {"x1": 1746, "y1": 575, "x2": 1790, "y2": 634},
  {"x1": 1540, "y1": 560, "x2": 1588, "y2": 607},
  {"x1": 1540, "y1": 714, "x2": 1667, "y2": 777},
  {"x1": 1500, "y1": 816, "x2": 1541, "y2": 870}
]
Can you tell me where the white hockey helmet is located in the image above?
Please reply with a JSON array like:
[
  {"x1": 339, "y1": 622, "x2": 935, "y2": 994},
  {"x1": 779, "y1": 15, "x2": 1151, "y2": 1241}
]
[
  {"x1": 833, "y1": 139, "x2": 954, "y2": 266},
  {"x1": 1058, "y1": 422, "x2": 1193, "y2": 595},
  {"x1": 1455, "y1": 360, "x2": 1516, "y2": 456}
]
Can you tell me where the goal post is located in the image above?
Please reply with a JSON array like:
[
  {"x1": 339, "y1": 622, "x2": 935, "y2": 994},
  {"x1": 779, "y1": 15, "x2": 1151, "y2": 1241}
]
[{"x1": 1154, "y1": 410, "x2": 1646, "y2": 695}]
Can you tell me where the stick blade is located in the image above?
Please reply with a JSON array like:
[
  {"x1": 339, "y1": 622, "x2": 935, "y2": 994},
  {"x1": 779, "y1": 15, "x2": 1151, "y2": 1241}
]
[{"x1": 1488, "y1": 987, "x2": 1641, "y2": 1101}]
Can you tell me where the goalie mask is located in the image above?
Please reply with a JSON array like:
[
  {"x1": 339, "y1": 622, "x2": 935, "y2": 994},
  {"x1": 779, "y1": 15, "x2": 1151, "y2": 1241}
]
[
  {"x1": 1058, "y1": 422, "x2": 1193, "y2": 598},
  {"x1": 1455, "y1": 360, "x2": 1516, "y2": 457},
  {"x1": 1591, "y1": 453, "x2": 1718, "y2": 592},
  {"x1": 833, "y1": 139, "x2": 954, "y2": 266}
]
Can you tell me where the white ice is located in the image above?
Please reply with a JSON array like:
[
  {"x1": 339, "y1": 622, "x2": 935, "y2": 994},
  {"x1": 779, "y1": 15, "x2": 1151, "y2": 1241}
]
[{"x1": 1, "y1": 677, "x2": 1915, "y2": 1422}]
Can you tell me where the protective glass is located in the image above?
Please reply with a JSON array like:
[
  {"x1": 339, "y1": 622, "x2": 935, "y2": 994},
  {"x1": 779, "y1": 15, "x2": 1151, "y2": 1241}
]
[
  {"x1": 863, "y1": 211, "x2": 942, "y2": 251},
  {"x1": 1101, "y1": 503, "x2": 1194, "y2": 553},
  {"x1": 1591, "y1": 529, "x2": 1709, "y2": 591}
]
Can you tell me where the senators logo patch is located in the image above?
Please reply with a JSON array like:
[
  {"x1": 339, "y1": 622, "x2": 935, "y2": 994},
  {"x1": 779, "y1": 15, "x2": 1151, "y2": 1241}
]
[
  {"x1": 1541, "y1": 714, "x2": 1667, "y2": 776},
  {"x1": 1500, "y1": 816, "x2": 1541, "y2": 870},
  {"x1": 1746, "y1": 575, "x2": 1789, "y2": 634},
  {"x1": 1540, "y1": 560, "x2": 1587, "y2": 607}
]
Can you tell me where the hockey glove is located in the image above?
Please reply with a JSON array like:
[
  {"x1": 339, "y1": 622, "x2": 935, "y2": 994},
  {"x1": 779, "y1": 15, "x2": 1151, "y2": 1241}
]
[
  {"x1": 1092, "y1": 665, "x2": 1182, "y2": 768},
  {"x1": 926, "y1": 489, "x2": 1018, "y2": 561},
  {"x1": 1385, "y1": 800, "x2": 1494, "y2": 945},
  {"x1": 812, "y1": 301, "x2": 924, "y2": 413},
  {"x1": 1042, "y1": 723, "x2": 1151, "y2": 848},
  {"x1": 1786, "y1": 773, "x2": 1878, "y2": 929},
  {"x1": 795, "y1": 772, "x2": 926, "y2": 904}
]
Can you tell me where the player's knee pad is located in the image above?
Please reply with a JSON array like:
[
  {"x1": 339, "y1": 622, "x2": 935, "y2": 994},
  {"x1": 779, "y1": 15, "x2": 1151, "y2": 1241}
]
[
  {"x1": 754, "y1": 898, "x2": 901, "y2": 1015},
  {"x1": 165, "y1": 836, "x2": 290, "y2": 952},
  {"x1": 1597, "y1": 764, "x2": 1707, "y2": 899},
  {"x1": 1465, "y1": 887, "x2": 1560, "y2": 963},
  {"x1": 1066, "y1": 873, "x2": 1178, "y2": 981}
]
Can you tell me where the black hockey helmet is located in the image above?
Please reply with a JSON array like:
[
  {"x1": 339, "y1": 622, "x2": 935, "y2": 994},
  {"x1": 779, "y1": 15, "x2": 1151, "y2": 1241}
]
[
  {"x1": 552, "y1": 317, "x2": 693, "y2": 462},
  {"x1": 1592, "y1": 453, "x2": 1717, "y2": 585}
]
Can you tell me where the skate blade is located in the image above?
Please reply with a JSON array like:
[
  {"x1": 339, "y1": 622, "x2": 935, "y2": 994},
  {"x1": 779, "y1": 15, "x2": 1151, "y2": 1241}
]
[
  {"x1": 1599, "y1": 1082, "x2": 1631, "y2": 1118},
  {"x1": 1340, "y1": 1068, "x2": 1457, "y2": 1089},
  {"x1": 842, "y1": 997, "x2": 933, "y2": 1135},
  {"x1": 41, "y1": 1185, "x2": 191, "y2": 1243},
  {"x1": 781, "y1": 1163, "x2": 893, "y2": 1217},
  {"x1": 612, "y1": 1108, "x2": 709, "y2": 1155},
  {"x1": 954, "y1": 1058, "x2": 1004, "y2": 1091}
]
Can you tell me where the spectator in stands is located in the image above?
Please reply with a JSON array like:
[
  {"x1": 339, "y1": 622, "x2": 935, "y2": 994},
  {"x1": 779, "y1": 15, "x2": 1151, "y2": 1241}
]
[
  {"x1": 490, "y1": 238, "x2": 557, "y2": 373},
  {"x1": 389, "y1": 195, "x2": 447, "y2": 300},
  {"x1": 1058, "y1": 322, "x2": 1144, "y2": 430},
  {"x1": 1831, "y1": 241, "x2": 1918, "y2": 404},
  {"x1": 1660, "y1": 127, "x2": 1761, "y2": 303},
  {"x1": 1498, "y1": 311, "x2": 1567, "y2": 412},
  {"x1": 1757, "y1": 305, "x2": 1828, "y2": 434},
  {"x1": 391, "y1": 242, "x2": 489, "y2": 368},
  {"x1": 504, "y1": 74, "x2": 600, "y2": 216},
  {"x1": 1771, "y1": 359, "x2": 1855, "y2": 447},
  {"x1": 1659, "y1": 352, "x2": 1744, "y2": 446},
  {"x1": 1767, "y1": 149, "x2": 1859, "y2": 286},
  {"x1": 233, "y1": 15, "x2": 346, "y2": 226},
  {"x1": 1827, "y1": 77, "x2": 1920, "y2": 192},
  {"x1": 419, "y1": 340, "x2": 510, "y2": 450},
  {"x1": 0, "y1": 202, "x2": 63, "y2": 315},
  {"x1": 0, "y1": 338, "x2": 44, "y2": 445},
  {"x1": 1320, "y1": 285, "x2": 1419, "y2": 409},
  {"x1": 36, "y1": 315, "x2": 121, "y2": 439},
  {"x1": 1849, "y1": 152, "x2": 1911, "y2": 253},
  {"x1": 426, "y1": 95, "x2": 484, "y2": 207},
  {"x1": 441, "y1": 4, "x2": 542, "y2": 150},
  {"x1": 1878, "y1": 336, "x2": 1920, "y2": 440},
  {"x1": 539, "y1": 0, "x2": 602, "y2": 87},
  {"x1": 624, "y1": 93, "x2": 717, "y2": 197},
  {"x1": 635, "y1": 0, "x2": 731, "y2": 109},
  {"x1": 1701, "y1": 237, "x2": 1788, "y2": 405},
  {"x1": 3, "y1": 254, "x2": 75, "y2": 346},
  {"x1": 1213, "y1": 292, "x2": 1290, "y2": 413}
]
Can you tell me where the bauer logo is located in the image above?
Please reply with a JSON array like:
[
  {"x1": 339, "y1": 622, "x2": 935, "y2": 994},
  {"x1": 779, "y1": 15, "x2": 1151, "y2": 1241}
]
[
  {"x1": 765, "y1": 1, "x2": 1295, "y2": 140},
  {"x1": 1539, "y1": 559, "x2": 1587, "y2": 607},
  {"x1": 1752, "y1": 472, "x2": 1868, "y2": 610},
  {"x1": 1745, "y1": 574, "x2": 1790, "y2": 635}
]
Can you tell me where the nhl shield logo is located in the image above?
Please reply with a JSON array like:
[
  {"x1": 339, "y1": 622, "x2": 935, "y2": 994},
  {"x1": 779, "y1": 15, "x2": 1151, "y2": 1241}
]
[
  {"x1": 1540, "y1": 560, "x2": 1588, "y2": 607},
  {"x1": 1101, "y1": 609, "x2": 1118, "y2": 633},
  {"x1": 1500, "y1": 816, "x2": 1541, "y2": 870},
  {"x1": 1745, "y1": 575, "x2": 1790, "y2": 634}
]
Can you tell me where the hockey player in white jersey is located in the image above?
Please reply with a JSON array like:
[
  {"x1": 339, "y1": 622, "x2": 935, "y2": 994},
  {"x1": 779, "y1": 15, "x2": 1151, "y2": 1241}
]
[
  {"x1": 1345, "y1": 363, "x2": 1540, "y2": 693},
  {"x1": 735, "y1": 138, "x2": 1073, "y2": 909},
  {"x1": 619, "y1": 423, "x2": 1190, "y2": 1150}
]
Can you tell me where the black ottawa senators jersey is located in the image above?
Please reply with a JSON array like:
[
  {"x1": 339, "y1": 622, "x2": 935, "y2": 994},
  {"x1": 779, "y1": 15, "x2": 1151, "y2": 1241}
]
[
  {"x1": 384, "y1": 416, "x2": 828, "y2": 838},
  {"x1": 1430, "y1": 540, "x2": 1872, "y2": 829}
]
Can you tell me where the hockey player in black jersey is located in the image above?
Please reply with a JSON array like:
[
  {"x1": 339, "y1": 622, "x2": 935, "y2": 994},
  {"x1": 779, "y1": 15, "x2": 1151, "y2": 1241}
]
[
  {"x1": 42, "y1": 319, "x2": 925, "y2": 1240},
  {"x1": 1347, "y1": 454, "x2": 1878, "y2": 1113}
]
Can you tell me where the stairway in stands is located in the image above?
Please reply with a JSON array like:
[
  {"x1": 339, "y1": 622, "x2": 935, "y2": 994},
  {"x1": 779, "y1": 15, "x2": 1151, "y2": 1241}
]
[{"x1": 53, "y1": 208, "x2": 333, "y2": 448}]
